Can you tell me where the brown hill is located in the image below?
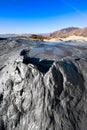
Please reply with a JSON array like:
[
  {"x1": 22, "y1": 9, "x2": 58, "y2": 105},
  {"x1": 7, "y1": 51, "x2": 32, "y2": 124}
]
[
  {"x1": 74, "y1": 27, "x2": 87, "y2": 37},
  {"x1": 48, "y1": 27, "x2": 87, "y2": 39}
]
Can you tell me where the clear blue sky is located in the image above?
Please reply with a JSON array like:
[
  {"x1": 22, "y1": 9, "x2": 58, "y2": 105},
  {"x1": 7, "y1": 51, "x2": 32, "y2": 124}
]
[{"x1": 0, "y1": 0, "x2": 87, "y2": 34}]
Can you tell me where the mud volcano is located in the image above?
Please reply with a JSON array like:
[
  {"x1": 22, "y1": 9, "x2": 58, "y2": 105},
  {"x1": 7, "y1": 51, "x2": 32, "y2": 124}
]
[{"x1": 0, "y1": 40, "x2": 87, "y2": 130}]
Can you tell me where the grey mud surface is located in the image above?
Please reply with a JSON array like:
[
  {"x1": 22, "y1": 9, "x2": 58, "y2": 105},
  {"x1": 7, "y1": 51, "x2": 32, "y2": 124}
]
[{"x1": 0, "y1": 39, "x2": 87, "y2": 130}]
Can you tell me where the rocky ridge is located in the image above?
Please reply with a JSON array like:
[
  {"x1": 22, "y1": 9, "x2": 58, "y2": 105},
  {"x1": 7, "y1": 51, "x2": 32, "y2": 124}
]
[
  {"x1": 48, "y1": 27, "x2": 87, "y2": 38},
  {"x1": 45, "y1": 27, "x2": 87, "y2": 43}
]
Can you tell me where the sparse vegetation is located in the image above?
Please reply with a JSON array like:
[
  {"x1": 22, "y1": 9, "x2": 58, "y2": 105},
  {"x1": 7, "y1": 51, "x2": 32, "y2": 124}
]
[{"x1": 29, "y1": 34, "x2": 45, "y2": 41}]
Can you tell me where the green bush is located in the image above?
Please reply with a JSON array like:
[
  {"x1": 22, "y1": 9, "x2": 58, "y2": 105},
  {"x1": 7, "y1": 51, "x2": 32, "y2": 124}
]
[{"x1": 29, "y1": 34, "x2": 44, "y2": 41}]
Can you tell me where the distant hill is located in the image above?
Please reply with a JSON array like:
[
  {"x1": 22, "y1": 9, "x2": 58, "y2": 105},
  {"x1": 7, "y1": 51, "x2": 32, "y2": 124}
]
[
  {"x1": 48, "y1": 27, "x2": 87, "y2": 39},
  {"x1": 0, "y1": 27, "x2": 87, "y2": 40},
  {"x1": 0, "y1": 34, "x2": 31, "y2": 38},
  {"x1": 0, "y1": 34, "x2": 19, "y2": 38}
]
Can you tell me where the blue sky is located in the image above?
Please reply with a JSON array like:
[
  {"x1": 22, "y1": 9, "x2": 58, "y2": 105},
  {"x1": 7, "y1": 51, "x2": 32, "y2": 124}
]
[{"x1": 0, "y1": 0, "x2": 87, "y2": 34}]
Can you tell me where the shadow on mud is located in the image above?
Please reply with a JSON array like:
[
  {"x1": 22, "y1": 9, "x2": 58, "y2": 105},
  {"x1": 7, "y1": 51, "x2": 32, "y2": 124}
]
[{"x1": 20, "y1": 49, "x2": 54, "y2": 73}]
